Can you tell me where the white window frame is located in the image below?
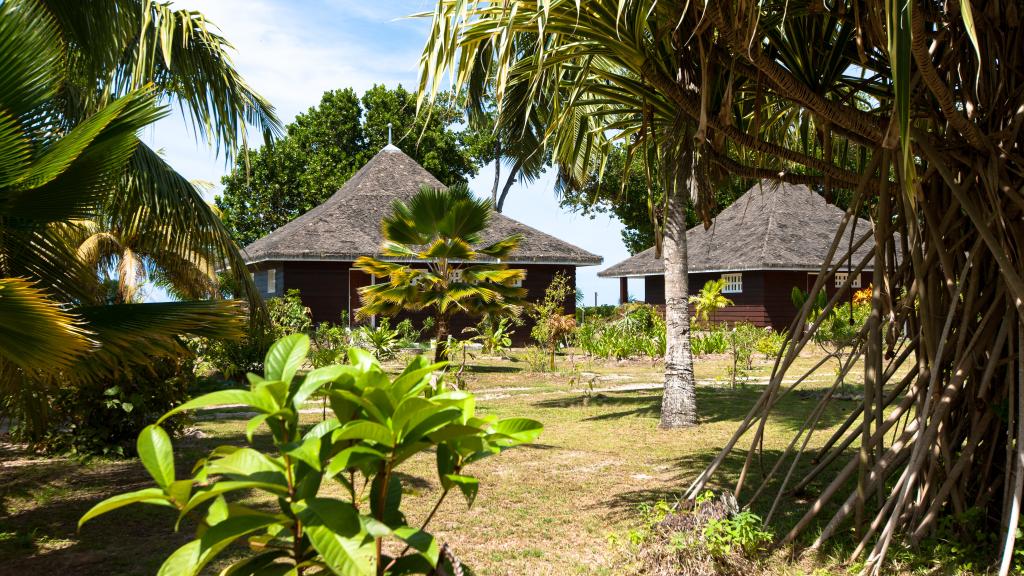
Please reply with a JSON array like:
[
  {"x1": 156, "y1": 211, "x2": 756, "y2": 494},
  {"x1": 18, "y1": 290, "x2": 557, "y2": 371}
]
[
  {"x1": 511, "y1": 269, "x2": 526, "y2": 288},
  {"x1": 721, "y1": 273, "x2": 742, "y2": 294},
  {"x1": 450, "y1": 269, "x2": 463, "y2": 283},
  {"x1": 835, "y1": 271, "x2": 861, "y2": 288},
  {"x1": 267, "y1": 268, "x2": 276, "y2": 293}
]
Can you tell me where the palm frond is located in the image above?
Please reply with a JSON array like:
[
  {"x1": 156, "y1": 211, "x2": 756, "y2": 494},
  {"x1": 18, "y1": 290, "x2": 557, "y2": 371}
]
[{"x1": 0, "y1": 277, "x2": 93, "y2": 370}]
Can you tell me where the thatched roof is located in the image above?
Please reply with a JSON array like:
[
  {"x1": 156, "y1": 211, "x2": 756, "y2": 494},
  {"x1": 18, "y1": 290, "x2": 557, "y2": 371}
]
[
  {"x1": 242, "y1": 145, "x2": 602, "y2": 266},
  {"x1": 598, "y1": 181, "x2": 876, "y2": 278}
]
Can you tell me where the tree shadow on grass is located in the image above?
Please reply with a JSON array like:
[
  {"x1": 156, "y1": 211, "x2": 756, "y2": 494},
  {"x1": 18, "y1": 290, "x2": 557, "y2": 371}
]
[
  {"x1": 532, "y1": 384, "x2": 854, "y2": 431},
  {"x1": 465, "y1": 364, "x2": 522, "y2": 374}
]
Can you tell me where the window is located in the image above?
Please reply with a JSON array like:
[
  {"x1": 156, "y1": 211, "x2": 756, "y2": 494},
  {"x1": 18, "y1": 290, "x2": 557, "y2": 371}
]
[
  {"x1": 451, "y1": 269, "x2": 463, "y2": 282},
  {"x1": 834, "y1": 271, "x2": 861, "y2": 288},
  {"x1": 722, "y1": 273, "x2": 742, "y2": 293},
  {"x1": 511, "y1": 270, "x2": 526, "y2": 288},
  {"x1": 267, "y1": 268, "x2": 276, "y2": 293}
]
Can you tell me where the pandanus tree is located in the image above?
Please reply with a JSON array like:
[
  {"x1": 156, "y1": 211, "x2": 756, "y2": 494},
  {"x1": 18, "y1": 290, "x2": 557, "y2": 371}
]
[
  {"x1": 422, "y1": 0, "x2": 1024, "y2": 572},
  {"x1": 354, "y1": 184, "x2": 526, "y2": 363},
  {"x1": 0, "y1": 0, "x2": 279, "y2": 439}
]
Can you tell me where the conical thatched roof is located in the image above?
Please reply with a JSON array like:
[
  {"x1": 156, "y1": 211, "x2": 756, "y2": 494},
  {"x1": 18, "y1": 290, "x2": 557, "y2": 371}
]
[
  {"x1": 242, "y1": 145, "x2": 602, "y2": 266},
  {"x1": 598, "y1": 181, "x2": 875, "y2": 278}
]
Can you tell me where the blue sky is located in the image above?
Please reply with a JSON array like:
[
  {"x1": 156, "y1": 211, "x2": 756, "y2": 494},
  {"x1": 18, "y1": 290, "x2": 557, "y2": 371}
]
[{"x1": 155, "y1": 0, "x2": 636, "y2": 305}]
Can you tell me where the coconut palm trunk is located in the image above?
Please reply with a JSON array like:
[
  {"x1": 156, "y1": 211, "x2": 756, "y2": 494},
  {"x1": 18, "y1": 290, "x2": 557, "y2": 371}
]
[
  {"x1": 434, "y1": 312, "x2": 451, "y2": 364},
  {"x1": 659, "y1": 177, "x2": 696, "y2": 429}
]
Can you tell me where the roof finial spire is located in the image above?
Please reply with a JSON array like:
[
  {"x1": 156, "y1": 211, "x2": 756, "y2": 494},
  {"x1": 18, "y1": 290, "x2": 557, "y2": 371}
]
[{"x1": 387, "y1": 122, "x2": 393, "y2": 145}]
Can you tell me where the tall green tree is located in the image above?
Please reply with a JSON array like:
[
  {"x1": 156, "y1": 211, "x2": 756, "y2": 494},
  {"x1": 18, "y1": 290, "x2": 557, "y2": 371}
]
[
  {"x1": 558, "y1": 145, "x2": 750, "y2": 255},
  {"x1": 0, "y1": 0, "x2": 279, "y2": 440},
  {"x1": 218, "y1": 85, "x2": 486, "y2": 245},
  {"x1": 354, "y1": 185, "x2": 525, "y2": 363}
]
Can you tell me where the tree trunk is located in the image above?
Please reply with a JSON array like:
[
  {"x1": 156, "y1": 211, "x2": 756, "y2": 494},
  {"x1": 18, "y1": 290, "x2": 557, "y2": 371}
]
[
  {"x1": 434, "y1": 313, "x2": 450, "y2": 364},
  {"x1": 659, "y1": 175, "x2": 697, "y2": 428},
  {"x1": 495, "y1": 159, "x2": 523, "y2": 213},
  {"x1": 491, "y1": 140, "x2": 502, "y2": 207}
]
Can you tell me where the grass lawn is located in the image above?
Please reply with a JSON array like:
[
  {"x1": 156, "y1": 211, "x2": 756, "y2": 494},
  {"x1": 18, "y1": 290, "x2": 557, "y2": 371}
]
[{"x1": 0, "y1": 348, "x2": 877, "y2": 575}]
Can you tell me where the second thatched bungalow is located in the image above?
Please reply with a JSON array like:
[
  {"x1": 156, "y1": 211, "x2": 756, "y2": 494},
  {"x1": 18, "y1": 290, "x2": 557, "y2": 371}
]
[{"x1": 598, "y1": 182, "x2": 874, "y2": 331}]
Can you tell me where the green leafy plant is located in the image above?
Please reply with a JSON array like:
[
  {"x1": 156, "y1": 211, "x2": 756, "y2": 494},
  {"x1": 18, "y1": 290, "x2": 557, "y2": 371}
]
[
  {"x1": 464, "y1": 316, "x2": 516, "y2": 357},
  {"x1": 529, "y1": 272, "x2": 577, "y2": 369},
  {"x1": 355, "y1": 318, "x2": 402, "y2": 361},
  {"x1": 575, "y1": 303, "x2": 666, "y2": 360},
  {"x1": 755, "y1": 328, "x2": 787, "y2": 360},
  {"x1": 311, "y1": 320, "x2": 351, "y2": 368},
  {"x1": 702, "y1": 511, "x2": 773, "y2": 558},
  {"x1": 79, "y1": 334, "x2": 542, "y2": 575},
  {"x1": 689, "y1": 279, "x2": 734, "y2": 329},
  {"x1": 37, "y1": 356, "x2": 195, "y2": 457},
  {"x1": 269, "y1": 289, "x2": 313, "y2": 338},
  {"x1": 727, "y1": 323, "x2": 761, "y2": 387},
  {"x1": 355, "y1": 184, "x2": 526, "y2": 362},
  {"x1": 691, "y1": 329, "x2": 728, "y2": 356}
]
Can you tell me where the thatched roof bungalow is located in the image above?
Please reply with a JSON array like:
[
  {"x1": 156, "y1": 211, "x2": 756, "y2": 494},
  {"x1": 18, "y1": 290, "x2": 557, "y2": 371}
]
[
  {"x1": 242, "y1": 145, "x2": 602, "y2": 337},
  {"x1": 599, "y1": 182, "x2": 874, "y2": 330}
]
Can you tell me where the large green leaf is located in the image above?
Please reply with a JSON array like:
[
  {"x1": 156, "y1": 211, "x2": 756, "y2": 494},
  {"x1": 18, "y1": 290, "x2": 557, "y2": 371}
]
[
  {"x1": 333, "y1": 421, "x2": 395, "y2": 447},
  {"x1": 264, "y1": 333, "x2": 309, "y2": 384},
  {"x1": 78, "y1": 487, "x2": 172, "y2": 529},
  {"x1": 159, "y1": 388, "x2": 276, "y2": 424},
  {"x1": 156, "y1": 515, "x2": 279, "y2": 576},
  {"x1": 0, "y1": 277, "x2": 93, "y2": 371},
  {"x1": 138, "y1": 425, "x2": 175, "y2": 489},
  {"x1": 299, "y1": 498, "x2": 373, "y2": 576}
]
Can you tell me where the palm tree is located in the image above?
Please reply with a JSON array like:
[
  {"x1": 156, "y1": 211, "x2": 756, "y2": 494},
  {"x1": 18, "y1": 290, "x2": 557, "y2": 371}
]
[
  {"x1": 419, "y1": 0, "x2": 724, "y2": 428},
  {"x1": 689, "y1": 279, "x2": 734, "y2": 329},
  {"x1": 354, "y1": 184, "x2": 526, "y2": 362},
  {"x1": 0, "y1": 0, "x2": 280, "y2": 439}
]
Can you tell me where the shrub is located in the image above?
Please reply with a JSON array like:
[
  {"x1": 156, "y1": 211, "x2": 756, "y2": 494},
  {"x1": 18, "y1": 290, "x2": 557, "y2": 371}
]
[
  {"x1": 465, "y1": 315, "x2": 516, "y2": 357},
  {"x1": 354, "y1": 317, "x2": 401, "y2": 360},
  {"x1": 522, "y1": 346, "x2": 550, "y2": 372},
  {"x1": 38, "y1": 355, "x2": 195, "y2": 457},
  {"x1": 702, "y1": 511, "x2": 773, "y2": 558},
  {"x1": 529, "y1": 272, "x2": 578, "y2": 369},
  {"x1": 268, "y1": 288, "x2": 312, "y2": 338},
  {"x1": 755, "y1": 327, "x2": 787, "y2": 359},
  {"x1": 692, "y1": 329, "x2": 728, "y2": 356},
  {"x1": 79, "y1": 334, "x2": 543, "y2": 575},
  {"x1": 198, "y1": 289, "x2": 312, "y2": 380},
  {"x1": 728, "y1": 323, "x2": 761, "y2": 386},
  {"x1": 310, "y1": 321, "x2": 350, "y2": 368},
  {"x1": 576, "y1": 303, "x2": 666, "y2": 360}
]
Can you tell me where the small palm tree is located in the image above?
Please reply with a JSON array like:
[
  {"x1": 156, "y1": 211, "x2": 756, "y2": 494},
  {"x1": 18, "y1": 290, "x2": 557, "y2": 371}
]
[
  {"x1": 689, "y1": 279, "x2": 734, "y2": 329},
  {"x1": 355, "y1": 184, "x2": 526, "y2": 362}
]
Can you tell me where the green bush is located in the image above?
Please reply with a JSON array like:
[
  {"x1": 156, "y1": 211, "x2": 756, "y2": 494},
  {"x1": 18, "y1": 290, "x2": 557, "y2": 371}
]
[
  {"x1": 268, "y1": 288, "x2": 313, "y2": 338},
  {"x1": 728, "y1": 323, "x2": 761, "y2": 386},
  {"x1": 310, "y1": 321, "x2": 350, "y2": 368},
  {"x1": 702, "y1": 511, "x2": 773, "y2": 558},
  {"x1": 464, "y1": 316, "x2": 516, "y2": 357},
  {"x1": 79, "y1": 334, "x2": 542, "y2": 575},
  {"x1": 576, "y1": 303, "x2": 666, "y2": 359},
  {"x1": 198, "y1": 289, "x2": 312, "y2": 380},
  {"x1": 355, "y1": 317, "x2": 401, "y2": 360},
  {"x1": 38, "y1": 355, "x2": 196, "y2": 457},
  {"x1": 692, "y1": 329, "x2": 728, "y2": 356},
  {"x1": 755, "y1": 327, "x2": 787, "y2": 359}
]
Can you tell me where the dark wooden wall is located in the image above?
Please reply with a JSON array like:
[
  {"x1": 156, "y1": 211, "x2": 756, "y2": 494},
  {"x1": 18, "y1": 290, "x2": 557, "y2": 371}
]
[
  {"x1": 282, "y1": 261, "x2": 352, "y2": 324},
  {"x1": 258, "y1": 260, "x2": 578, "y2": 346},
  {"x1": 626, "y1": 269, "x2": 874, "y2": 332}
]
